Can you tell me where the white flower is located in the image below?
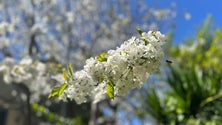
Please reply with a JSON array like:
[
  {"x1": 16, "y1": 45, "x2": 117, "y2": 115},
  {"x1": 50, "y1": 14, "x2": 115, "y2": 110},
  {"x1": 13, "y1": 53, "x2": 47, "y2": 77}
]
[
  {"x1": 93, "y1": 81, "x2": 107, "y2": 103},
  {"x1": 0, "y1": 58, "x2": 15, "y2": 83},
  {"x1": 0, "y1": 22, "x2": 14, "y2": 34},
  {"x1": 84, "y1": 58, "x2": 106, "y2": 82},
  {"x1": 57, "y1": 30, "x2": 165, "y2": 104},
  {"x1": 20, "y1": 56, "x2": 33, "y2": 65},
  {"x1": 63, "y1": 70, "x2": 95, "y2": 104},
  {"x1": 0, "y1": 56, "x2": 59, "y2": 103}
]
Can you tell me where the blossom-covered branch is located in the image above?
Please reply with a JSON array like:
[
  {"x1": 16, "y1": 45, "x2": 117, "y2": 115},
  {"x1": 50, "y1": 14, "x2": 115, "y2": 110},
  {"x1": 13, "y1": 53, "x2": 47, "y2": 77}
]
[{"x1": 49, "y1": 30, "x2": 165, "y2": 104}]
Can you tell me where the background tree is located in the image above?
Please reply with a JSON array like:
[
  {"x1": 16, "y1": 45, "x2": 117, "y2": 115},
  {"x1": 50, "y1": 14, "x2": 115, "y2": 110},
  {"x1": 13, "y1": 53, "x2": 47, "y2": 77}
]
[{"x1": 0, "y1": 0, "x2": 175, "y2": 125}]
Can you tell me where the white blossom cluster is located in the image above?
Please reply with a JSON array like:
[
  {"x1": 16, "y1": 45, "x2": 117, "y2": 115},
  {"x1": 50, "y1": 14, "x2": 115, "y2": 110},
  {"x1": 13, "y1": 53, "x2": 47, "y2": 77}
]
[
  {"x1": 0, "y1": 56, "x2": 58, "y2": 103},
  {"x1": 0, "y1": 22, "x2": 15, "y2": 34},
  {"x1": 59, "y1": 31, "x2": 165, "y2": 104}
]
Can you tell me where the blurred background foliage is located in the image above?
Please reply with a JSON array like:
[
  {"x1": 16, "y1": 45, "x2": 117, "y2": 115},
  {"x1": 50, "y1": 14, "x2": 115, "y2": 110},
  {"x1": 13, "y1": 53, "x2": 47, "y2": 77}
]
[{"x1": 137, "y1": 16, "x2": 222, "y2": 125}]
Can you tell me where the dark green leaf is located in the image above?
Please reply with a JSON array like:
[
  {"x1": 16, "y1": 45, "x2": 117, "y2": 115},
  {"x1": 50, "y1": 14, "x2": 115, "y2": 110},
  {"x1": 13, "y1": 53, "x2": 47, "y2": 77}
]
[
  {"x1": 136, "y1": 28, "x2": 149, "y2": 45},
  {"x1": 136, "y1": 28, "x2": 143, "y2": 36}
]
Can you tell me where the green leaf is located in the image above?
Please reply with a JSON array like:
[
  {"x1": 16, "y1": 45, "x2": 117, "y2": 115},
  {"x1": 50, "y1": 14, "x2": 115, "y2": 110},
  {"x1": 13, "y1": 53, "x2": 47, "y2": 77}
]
[
  {"x1": 67, "y1": 64, "x2": 74, "y2": 77},
  {"x1": 136, "y1": 28, "x2": 143, "y2": 36},
  {"x1": 48, "y1": 83, "x2": 68, "y2": 99},
  {"x1": 97, "y1": 52, "x2": 107, "y2": 62},
  {"x1": 151, "y1": 31, "x2": 159, "y2": 41},
  {"x1": 143, "y1": 39, "x2": 149, "y2": 46},
  {"x1": 200, "y1": 91, "x2": 222, "y2": 108},
  {"x1": 136, "y1": 28, "x2": 149, "y2": 45},
  {"x1": 63, "y1": 70, "x2": 68, "y2": 81},
  {"x1": 58, "y1": 83, "x2": 68, "y2": 96},
  {"x1": 106, "y1": 82, "x2": 115, "y2": 99}
]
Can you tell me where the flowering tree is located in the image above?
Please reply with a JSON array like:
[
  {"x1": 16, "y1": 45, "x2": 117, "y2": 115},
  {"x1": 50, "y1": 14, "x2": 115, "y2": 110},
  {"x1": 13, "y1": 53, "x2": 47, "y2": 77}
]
[
  {"x1": 0, "y1": 0, "x2": 174, "y2": 124},
  {"x1": 0, "y1": 56, "x2": 61, "y2": 103},
  {"x1": 0, "y1": 0, "x2": 173, "y2": 64}
]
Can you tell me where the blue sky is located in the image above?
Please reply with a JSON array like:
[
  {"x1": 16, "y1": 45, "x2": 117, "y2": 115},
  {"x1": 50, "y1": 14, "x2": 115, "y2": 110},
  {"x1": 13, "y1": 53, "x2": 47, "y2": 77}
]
[{"x1": 149, "y1": 0, "x2": 222, "y2": 43}]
